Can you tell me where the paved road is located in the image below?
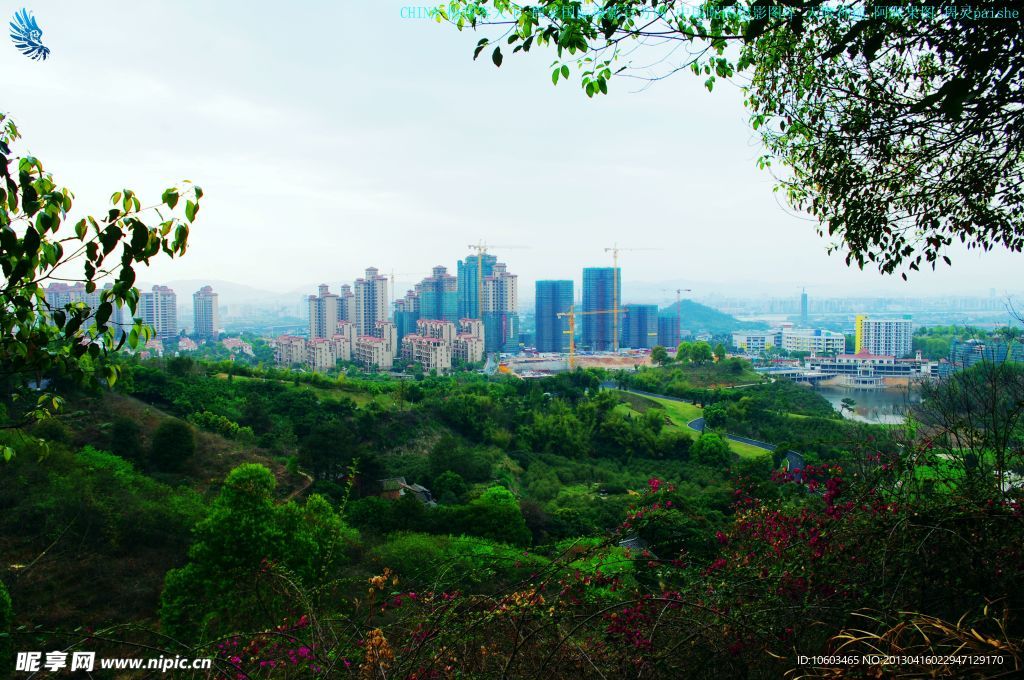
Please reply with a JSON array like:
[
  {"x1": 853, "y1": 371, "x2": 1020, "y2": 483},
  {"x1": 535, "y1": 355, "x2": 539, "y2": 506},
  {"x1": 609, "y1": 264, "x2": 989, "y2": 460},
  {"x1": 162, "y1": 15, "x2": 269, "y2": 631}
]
[{"x1": 609, "y1": 385, "x2": 805, "y2": 469}]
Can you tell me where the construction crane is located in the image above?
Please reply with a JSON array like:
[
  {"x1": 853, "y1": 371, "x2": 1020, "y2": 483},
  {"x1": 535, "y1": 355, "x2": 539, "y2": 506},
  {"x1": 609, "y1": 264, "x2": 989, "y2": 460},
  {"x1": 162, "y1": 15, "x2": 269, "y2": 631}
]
[
  {"x1": 466, "y1": 241, "x2": 529, "y2": 319},
  {"x1": 557, "y1": 305, "x2": 629, "y2": 370},
  {"x1": 663, "y1": 288, "x2": 693, "y2": 349},
  {"x1": 604, "y1": 244, "x2": 660, "y2": 352}
]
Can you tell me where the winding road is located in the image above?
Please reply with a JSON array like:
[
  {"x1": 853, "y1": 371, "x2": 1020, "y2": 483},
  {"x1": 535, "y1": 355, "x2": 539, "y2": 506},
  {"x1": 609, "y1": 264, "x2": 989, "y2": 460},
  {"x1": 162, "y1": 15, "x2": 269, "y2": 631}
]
[{"x1": 608, "y1": 385, "x2": 806, "y2": 470}]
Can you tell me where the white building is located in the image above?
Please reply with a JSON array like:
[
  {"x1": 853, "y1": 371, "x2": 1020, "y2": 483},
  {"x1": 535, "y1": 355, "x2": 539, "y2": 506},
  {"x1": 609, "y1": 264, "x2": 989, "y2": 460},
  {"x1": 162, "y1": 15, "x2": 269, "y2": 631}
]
[
  {"x1": 781, "y1": 327, "x2": 846, "y2": 354},
  {"x1": 454, "y1": 318, "x2": 485, "y2": 364},
  {"x1": 192, "y1": 285, "x2": 219, "y2": 340},
  {"x1": 354, "y1": 321, "x2": 397, "y2": 370},
  {"x1": 308, "y1": 284, "x2": 339, "y2": 340},
  {"x1": 273, "y1": 335, "x2": 308, "y2": 367},
  {"x1": 139, "y1": 285, "x2": 178, "y2": 339},
  {"x1": 732, "y1": 330, "x2": 781, "y2": 353},
  {"x1": 402, "y1": 335, "x2": 452, "y2": 374},
  {"x1": 856, "y1": 315, "x2": 913, "y2": 358},
  {"x1": 355, "y1": 267, "x2": 389, "y2": 337}
]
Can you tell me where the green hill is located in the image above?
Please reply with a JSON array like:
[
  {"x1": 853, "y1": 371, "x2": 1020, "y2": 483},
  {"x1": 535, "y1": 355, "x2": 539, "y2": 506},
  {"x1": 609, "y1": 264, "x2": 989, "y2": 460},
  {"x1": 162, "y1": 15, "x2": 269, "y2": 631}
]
[{"x1": 659, "y1": 300, "x2": 767, "y2": 335}]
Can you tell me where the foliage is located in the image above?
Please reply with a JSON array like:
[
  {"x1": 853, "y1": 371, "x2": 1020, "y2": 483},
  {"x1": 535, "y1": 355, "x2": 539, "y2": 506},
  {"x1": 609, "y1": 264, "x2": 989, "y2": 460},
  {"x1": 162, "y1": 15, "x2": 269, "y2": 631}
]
[
  {"x1": 0, "y1": 114, "x2": 200, "y2": 428},
  {"x1": 690, "y1": 432, "x2": 731, "y2": 467},
  {"x1": 160, "y1": 464, "x2": 357, "y2": 643},
  {"x1": 188, "y1": 410, "x2": 255, "y2": 443},
  {"x1": 148, "y1": 419, "x2": 196, "y2": 472},
  {"x1": 439, "y1": 1, "x2": 1024, "y2": 276},
  {"x1": 108, "y1": 415, "x2": 143, "y2": 462},
  {"x1": 0, "y1": 437, "x2": 203, "y2": 555}
]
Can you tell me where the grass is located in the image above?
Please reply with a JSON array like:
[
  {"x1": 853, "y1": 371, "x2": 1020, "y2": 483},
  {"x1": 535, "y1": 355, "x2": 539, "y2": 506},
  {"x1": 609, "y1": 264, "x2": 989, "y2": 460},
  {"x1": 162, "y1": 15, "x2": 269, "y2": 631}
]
[{"x1": 610, "y1": 390, "x2": 769, "y2": 460}]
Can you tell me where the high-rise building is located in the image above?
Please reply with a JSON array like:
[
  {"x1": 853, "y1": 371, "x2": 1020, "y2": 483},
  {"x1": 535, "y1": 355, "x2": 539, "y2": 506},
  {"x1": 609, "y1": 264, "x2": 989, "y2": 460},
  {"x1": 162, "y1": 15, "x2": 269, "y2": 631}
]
[
  {"x1": 416, "y1": 265, "x2": 458, "y2": 322},
  {"x1": 800, "y1": 288, "x2": 809, "y2": 326},
  {"x1": 192, "y1": 285, "x2": 219, "y2": 340},
  {"x1": 139, "y1": 285, "x2": 178, "y2": 339},
  {"x1": 44, "y1": 282, "x2": 128, "y2": 335},
  {"x1": 308, "y1": 284, "x2": 339, "y2": 340},
  {"x1": 483, "y1": 262, "x2": 518, "y2": 353},
  {"x1": 534, "y1": 280, "x2": 573, "y2": 352},
  {"x1": 355, "y1": 267, "x2": 389, "y2": 337},
  {"x1": 393, "y1": 290, "x2": 420, "y2": 343},
  {"x1": 855, "y1": 315, "x2": 914, "y2": 357},
  {"x1": 581, "y1": 267, "x2": 620, "y2": 351},
  {"x1": 338, "y1": 284, "x2": 356, "y2": 323},
  {"x1": 657, "y1": 316, "x2": 680, "y2": 350},
  {"x1": 457, "y1": 253, "x2": 498, "y2": 319},
  {"x1": 620, "y1": 304, "x2": 658, "y2": 349}
]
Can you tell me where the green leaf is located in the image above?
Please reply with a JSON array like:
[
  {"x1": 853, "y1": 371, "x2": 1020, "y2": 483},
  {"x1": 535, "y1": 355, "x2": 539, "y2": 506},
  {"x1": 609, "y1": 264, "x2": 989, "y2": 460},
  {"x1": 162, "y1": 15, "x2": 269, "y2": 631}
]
[
  {"x1": 185, "y1": 200, "x2": 198, "y2": 222},
  {"x1": 492, "y1": 47, "x2": 503, "y2": 67},
  {"x1": 2, "y1": 445, "x2": 13, "y2": 462},
  {"x1": 161, "y1": 188, "x2": 179, "y2": 209},
  {"x1": 561, "y1": 64, "x2": 570, "y2": 79}
]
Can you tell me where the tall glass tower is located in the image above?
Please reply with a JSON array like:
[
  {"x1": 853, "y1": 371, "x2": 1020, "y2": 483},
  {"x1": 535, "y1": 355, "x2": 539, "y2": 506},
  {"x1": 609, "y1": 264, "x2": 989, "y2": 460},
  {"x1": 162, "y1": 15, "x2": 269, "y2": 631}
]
[
  {"x1": 457, "y1": 253, "x2": 498, "y2": 319},
  {"x1": 535, "y1": 280, "x2": 573, "y2": 352},
  {"x1": 620, "y1": 304, "x2": 658, "y2": 349},
  {"x1": 581, "y1": 267, "x2": 620, "y2": 351}
]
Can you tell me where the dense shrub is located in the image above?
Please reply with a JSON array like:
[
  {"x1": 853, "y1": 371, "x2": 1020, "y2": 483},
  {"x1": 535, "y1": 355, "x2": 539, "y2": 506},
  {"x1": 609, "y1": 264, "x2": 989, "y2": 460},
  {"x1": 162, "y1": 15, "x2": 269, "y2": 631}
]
[{"x1": 148, "y1": 420, "x2": 195, "y2": 471}]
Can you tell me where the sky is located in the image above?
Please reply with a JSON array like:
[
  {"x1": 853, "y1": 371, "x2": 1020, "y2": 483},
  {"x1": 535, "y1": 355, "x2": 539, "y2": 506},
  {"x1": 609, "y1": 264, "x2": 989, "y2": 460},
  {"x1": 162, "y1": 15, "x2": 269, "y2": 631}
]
[{"x1": 4, "y1": 0, "x2": 1022, "y2": 304}]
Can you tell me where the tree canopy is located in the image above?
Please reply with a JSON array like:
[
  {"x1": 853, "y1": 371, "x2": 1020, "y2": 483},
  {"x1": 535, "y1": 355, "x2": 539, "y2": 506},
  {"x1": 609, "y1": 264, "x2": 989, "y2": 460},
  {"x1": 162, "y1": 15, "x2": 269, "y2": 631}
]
[
  {"x1": 438, "y1": 1, "x2": 1024, "y2": 276},
  {"x1": 0, "y1": 114, "x2": 201, "y2": 437}
]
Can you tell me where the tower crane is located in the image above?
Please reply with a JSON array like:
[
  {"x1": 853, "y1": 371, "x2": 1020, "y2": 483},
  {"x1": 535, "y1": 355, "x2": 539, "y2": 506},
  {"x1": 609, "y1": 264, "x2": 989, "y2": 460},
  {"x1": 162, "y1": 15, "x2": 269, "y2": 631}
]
[
  {"x1": 466, "y1": 241, "x2": 529, "y2": 319},
  {"x1": 603, "y1": 244, "x2": 660, "y2": 352},
  {"x1": 662, "y1": 288, "x2": 693, "y2": 349},
  {"x1": 556, "y1": 305, "x2": 630, "y2": 370}
]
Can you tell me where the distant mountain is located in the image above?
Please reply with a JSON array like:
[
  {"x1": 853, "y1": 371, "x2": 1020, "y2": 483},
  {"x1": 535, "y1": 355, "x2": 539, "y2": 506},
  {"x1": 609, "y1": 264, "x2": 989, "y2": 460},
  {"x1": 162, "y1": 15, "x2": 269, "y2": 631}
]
[{"x1": 659, "y1": 300, "x2": 767, "y2": 335}]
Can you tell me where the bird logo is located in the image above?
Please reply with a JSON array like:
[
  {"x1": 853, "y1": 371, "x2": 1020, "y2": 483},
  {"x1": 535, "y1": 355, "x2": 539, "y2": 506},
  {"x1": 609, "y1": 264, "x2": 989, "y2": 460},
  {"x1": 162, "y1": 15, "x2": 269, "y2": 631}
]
[{"x1": 10, "y1": 8, "x2": 49, "y2": 61}]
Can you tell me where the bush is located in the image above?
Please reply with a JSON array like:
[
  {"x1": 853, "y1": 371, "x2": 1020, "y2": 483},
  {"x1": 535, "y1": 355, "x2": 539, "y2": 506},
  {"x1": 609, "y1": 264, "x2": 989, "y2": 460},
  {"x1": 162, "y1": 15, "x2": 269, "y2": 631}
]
[
  {"x1": 31, "y1": 417, "x2": 72, "y2": 444},
  {"x1": 691, "y1": 432, "x2": 732, "y2": 467},
  {"x1": 148, "y1": 420, "x2": 195, "y2": 472},
  {"x1": 109, "y1": 416, "x2": 143, "y2": 462},
  {"x1": 160, "y1": 464, "x2": 358, "y2": 642}
]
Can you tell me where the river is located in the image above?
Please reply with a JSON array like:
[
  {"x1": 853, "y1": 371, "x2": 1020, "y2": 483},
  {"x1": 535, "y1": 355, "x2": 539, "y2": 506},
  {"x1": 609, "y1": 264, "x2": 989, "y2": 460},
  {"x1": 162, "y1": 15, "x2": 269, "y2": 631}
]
[{"x1": 815, "y1": 384, "x2": 920, "y2": 424}]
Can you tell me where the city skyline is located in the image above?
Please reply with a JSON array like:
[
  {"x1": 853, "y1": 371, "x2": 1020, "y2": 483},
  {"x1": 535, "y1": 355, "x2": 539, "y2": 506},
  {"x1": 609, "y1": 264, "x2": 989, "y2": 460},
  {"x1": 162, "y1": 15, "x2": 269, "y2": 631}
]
[{"x1": 6, "y1": 0, "x2": 1022, "y2": 299}]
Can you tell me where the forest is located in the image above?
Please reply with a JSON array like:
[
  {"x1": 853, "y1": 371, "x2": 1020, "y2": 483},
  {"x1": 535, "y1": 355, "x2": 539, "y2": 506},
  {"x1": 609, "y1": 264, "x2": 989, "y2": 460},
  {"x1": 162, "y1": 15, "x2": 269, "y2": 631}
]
[{"x1": 3, "y1": 352, "x2": 1022, "y2": 677}]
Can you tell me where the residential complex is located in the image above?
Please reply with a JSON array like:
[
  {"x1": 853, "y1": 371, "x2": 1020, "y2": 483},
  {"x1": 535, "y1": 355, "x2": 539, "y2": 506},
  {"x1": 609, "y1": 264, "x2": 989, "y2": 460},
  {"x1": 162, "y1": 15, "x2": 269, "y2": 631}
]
[
  {"x1": 416, "y1": 266, "x2": 458, "y2": 323},
  {"x1": 355, "y1": 267, "x2": 389, "y2": 336},
  {"x1": 534, "y1": 280, "x2": 573, "y2": 353},
  {"x1": 581, "y1": 267, "x2": 620, "y2": 351},
  {"x1": 483, "y1": 262, "x2": 519, "y2": 353},
  {"x1": 620, "y1": 304, "x2": 659, "y2": 349},
  {"x1": 457, "y1": 252, "x2": 497, "y2": 319},
  {"x1": 855, "y1": 315, "x2": 914, "y2": 358},
  {"x1": 354, "y1": 321, "x2": 398, "y2": 369},
  {"x1": 192, "y1": 285, "x2": 219, "y2": 340},
  {"x1": 393, "y1": 290, "x2": 420, "y2": 342},
  {"x1": 139, "y1": 285, "x2": 178, "y2": 339},
  {"x1": 307, "y1": 284, "x2": 339, "y2": 340},
  {"x1": 43, "y1": 282, "x2": 128, "y2": 333}
]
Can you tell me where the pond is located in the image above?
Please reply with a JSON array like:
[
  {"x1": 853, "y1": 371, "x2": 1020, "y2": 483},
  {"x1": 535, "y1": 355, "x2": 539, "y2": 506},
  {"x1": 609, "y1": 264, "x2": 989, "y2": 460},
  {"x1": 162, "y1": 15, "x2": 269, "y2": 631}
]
[{"x1": 815, "y1": 384, "x2": 921, "y2": 424}]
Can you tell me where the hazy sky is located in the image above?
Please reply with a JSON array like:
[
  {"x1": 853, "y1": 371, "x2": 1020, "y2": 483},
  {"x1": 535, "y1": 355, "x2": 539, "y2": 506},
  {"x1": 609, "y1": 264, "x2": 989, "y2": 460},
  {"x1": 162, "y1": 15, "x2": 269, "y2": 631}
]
[{"x1": 5, "y1": 0, "x2": 1022, "y2": 300}]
